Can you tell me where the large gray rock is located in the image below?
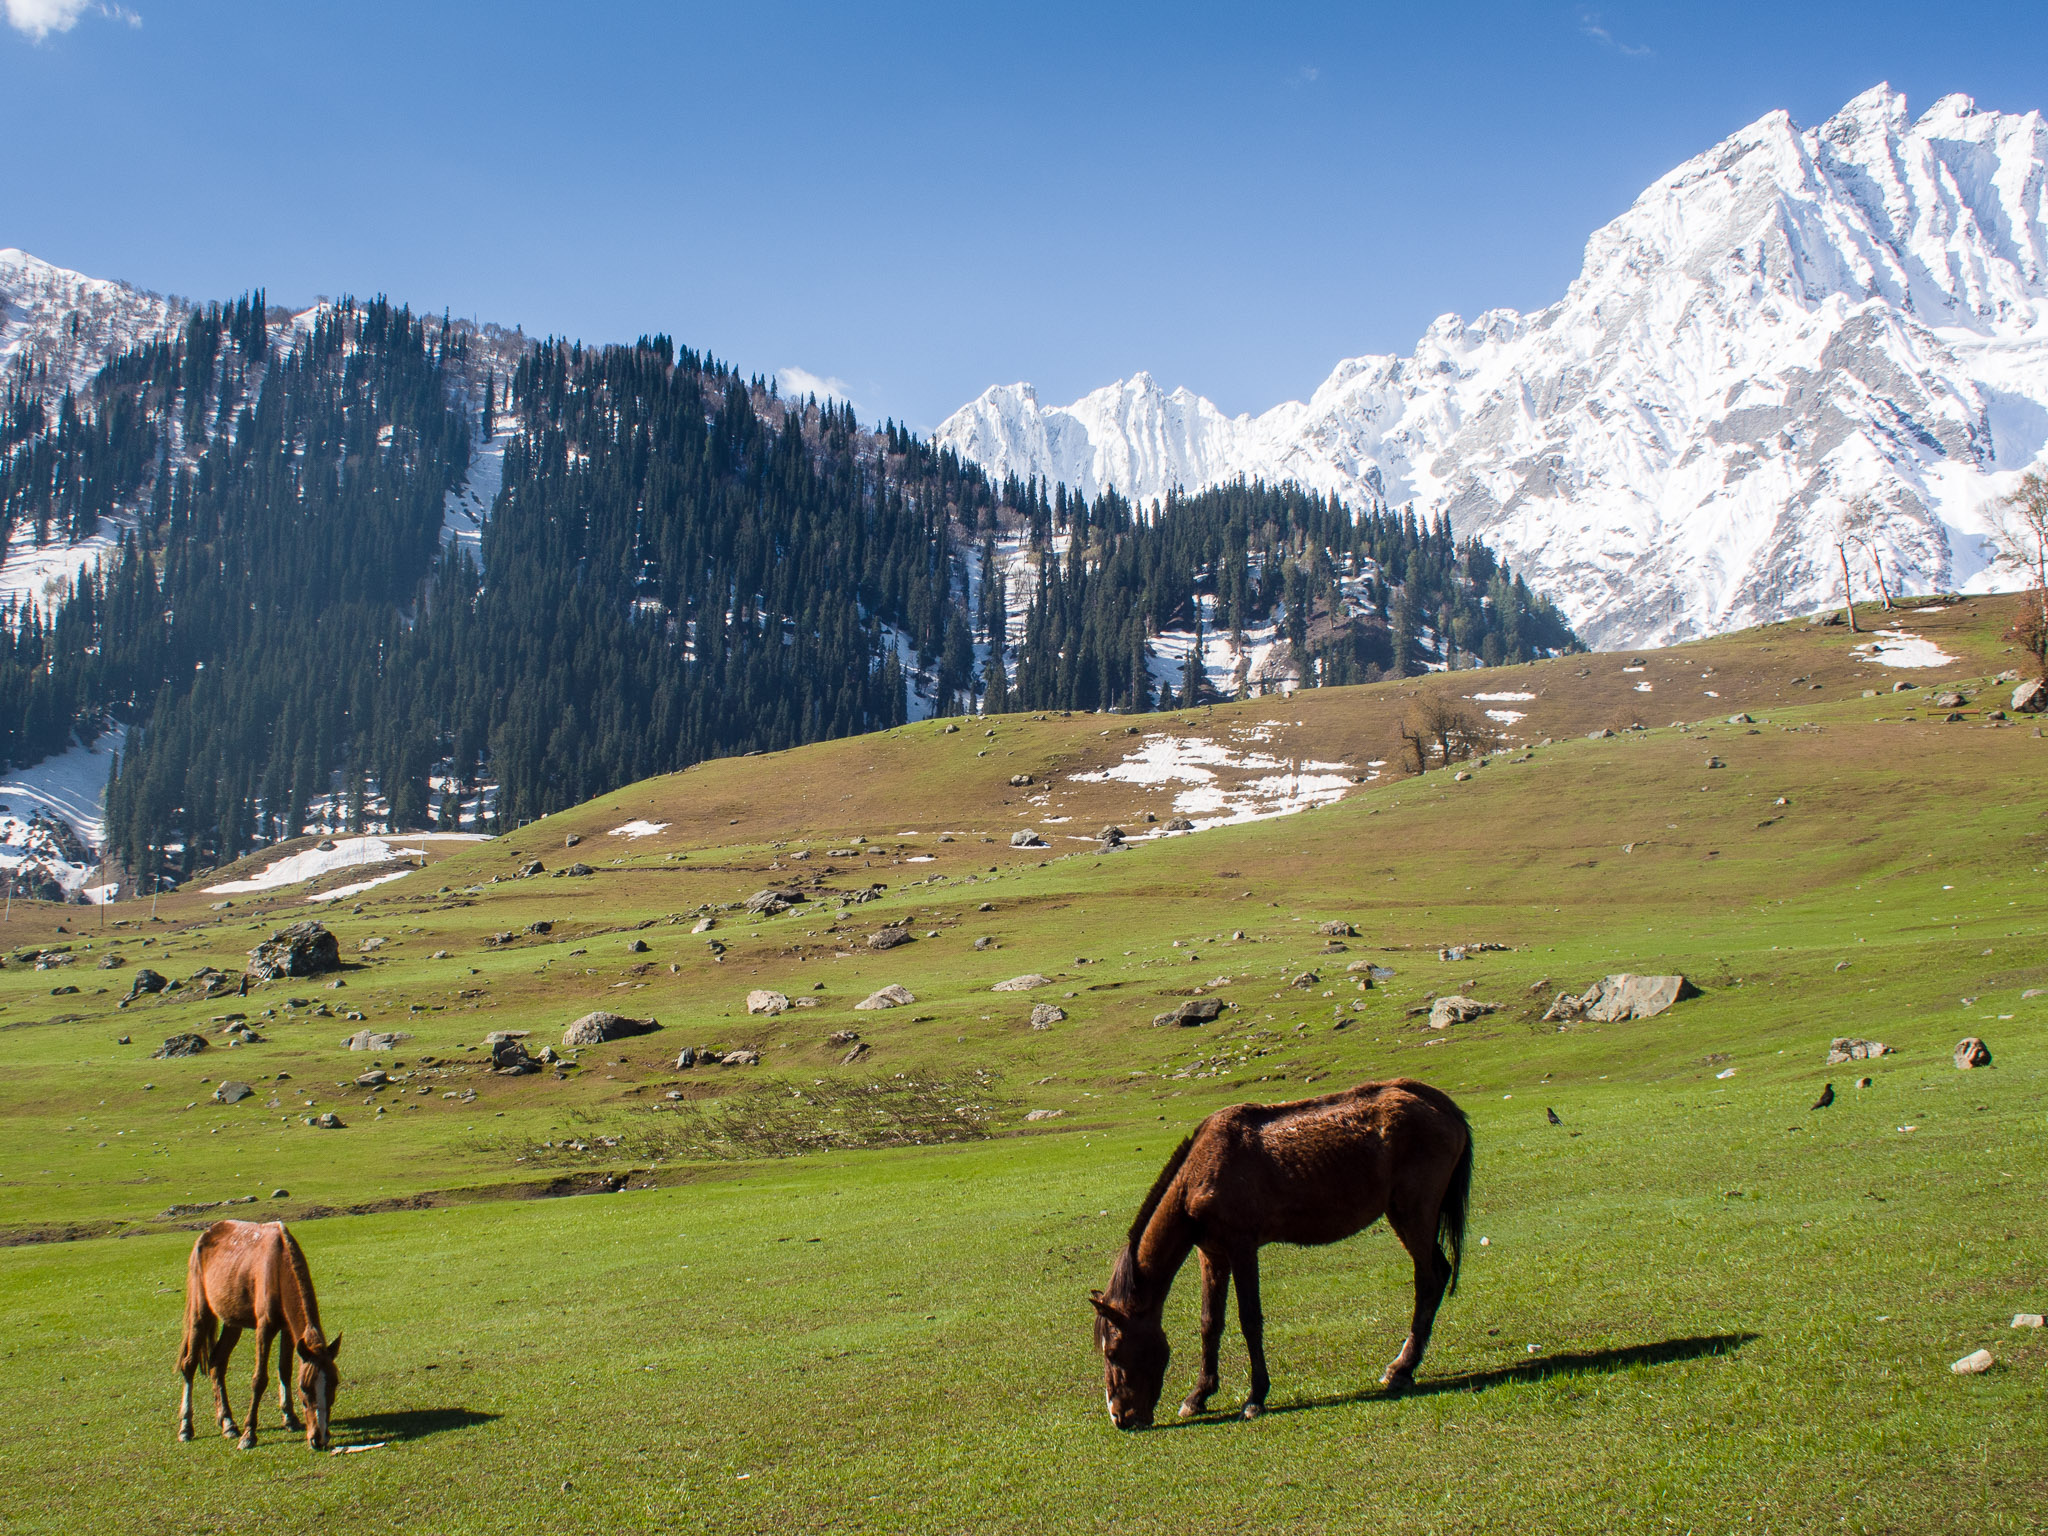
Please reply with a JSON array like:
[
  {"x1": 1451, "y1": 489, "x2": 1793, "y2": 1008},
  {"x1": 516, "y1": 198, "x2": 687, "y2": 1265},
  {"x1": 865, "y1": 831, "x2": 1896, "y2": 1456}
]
[
  {"x1": 1151, "y1": 997, "x2": 1225, "y2": 1027},
  {"x1": 1550, "y1": 974, "x2": 1698, "y2": 1023},
  {"x1": 745, "y1": 990, "x2": 790, "y2": 1016},
  {"x1": 212, "y1": 1080, "x2": 253, "y2": 1103},
  {"x1": 746, "y1": 887, "x2": 806, "y2": 916},
  {"x1": 153, "y1": 1033, "x2": 208, "y2": 1058},
  {"x1": 867, "y1": 927, "x2": 913, "y2": 950},
  {"x1": 2011, "y1": 679, "x2": 2047, "y2": 714},
  {"x1": 341, "y1": 1029, "x2": 410, "y2": 1051},
  {"x1": 1826, "y1": 1037, "x2": 1892, "y2": 1064},
  {"x1": 855, "y1": 984, "x2": 916, "y2": 1010},
  {"x1": 562, "y1": 1011, "x2": 660, "y2": 1046},
  {"x1": 1029, "y1": 1003, "x2": 1066, "y2": 1029},
  {"x1": 1428, "y1": 996, "x2": 1497, "y2": 1030},
  {"x1": 1009, "y1": 829, "x2": 1046, "y2": 848},
  {"x1": 1955, "y1": 1036, "x2": 1992, "y2": 1069},
  {"x1": 126, "y1": 968, "x2": 168, "y2": 1000},
  {"x1": 991, "y1": 974, "x2": 1053, "y2": 992},
  {"x1": 245, "y1": 922, "x2": 341, "y2": 982}
]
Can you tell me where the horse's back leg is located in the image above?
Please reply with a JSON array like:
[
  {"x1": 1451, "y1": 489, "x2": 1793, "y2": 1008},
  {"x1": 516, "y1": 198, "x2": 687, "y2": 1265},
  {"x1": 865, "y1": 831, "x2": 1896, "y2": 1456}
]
[
  {"x1": 208, "y1": 1326, "x2": 243, "y2": 1439},
  {"x1": 1229, "y1": 1248, "x2": 1269, "y2": 1418},
  {"x1": 177, "y1": 1304, "x2": 214, "y2": 1442},
  {"x1": 276, "y1": 1326, "x2": 302, "y2": 1431},
  {"x1": 1178, "y1": 1247, "x2": 1230, "y2": 1419},
  {"x1": 1382, "y1": 1202, "x2": 1452, "y2": 1390},
  {"x1": 239, "y1": 1325, "x2": 273, "y2": 1450}
]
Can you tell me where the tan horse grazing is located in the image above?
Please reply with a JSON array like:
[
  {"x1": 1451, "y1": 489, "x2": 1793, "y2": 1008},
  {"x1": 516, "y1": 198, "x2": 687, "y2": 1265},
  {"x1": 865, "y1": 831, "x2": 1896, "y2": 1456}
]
[
  {"x1": 177, "y1": 1220, "x2": 342, "y2": 1450},
  {"x1": 1091, "y1": 1078, "x2": 1472, "y2": 1428}
]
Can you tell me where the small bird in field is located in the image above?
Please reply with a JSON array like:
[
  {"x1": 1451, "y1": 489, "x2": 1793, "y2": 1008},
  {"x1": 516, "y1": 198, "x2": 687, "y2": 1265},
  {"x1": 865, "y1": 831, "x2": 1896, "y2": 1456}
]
[
  {"x1": 1811, "y1": 1083, "x2": 1834, "y2": 1110},
  {"x1": 1546, "y1": 1107, "x2": 1562, "y2": 1125}
]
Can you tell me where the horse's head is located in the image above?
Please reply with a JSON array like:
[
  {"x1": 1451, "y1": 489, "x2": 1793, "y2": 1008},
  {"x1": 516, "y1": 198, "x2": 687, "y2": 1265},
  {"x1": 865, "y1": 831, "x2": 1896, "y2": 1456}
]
[
  {"x1": 296, "y1": 1333, "x2": 342, "y2": 1450},
  {"x1": 1090, "y1": 1287, "x2": 1168, "y2": 1430}
]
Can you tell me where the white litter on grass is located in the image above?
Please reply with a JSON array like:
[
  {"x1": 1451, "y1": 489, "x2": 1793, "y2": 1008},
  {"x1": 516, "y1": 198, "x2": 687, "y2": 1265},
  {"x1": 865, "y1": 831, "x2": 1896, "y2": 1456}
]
[
  {"x1": 206, "y1": 837, "x2": 427, "y2": 894},
  {"x1": 1471, "y1": 692, "x2": 1535, "y2": 702},
  {"x1": 329, "y1": 1441, "x2": 389, "y2": 1455},
  {"x1": 608, "y1": 820, "x2": 669, "y2": 838},
  {"x1": 1855, "y1": 630, "x2": 1957, "y2": 669},
  {"x1": 905, "y1": 855, "x2": 935, "y2": 863},
  {"x1": 1633, "y1": 682, "x2": 1654, "y2": 692},
  {"x1": 307, "y1": 871, "x2": 414, "y2": 903},
  {"x1": 1950, "y1": 1349, "x2": 1995, "y2": 1375},
  {"x1": 1716, "y1": 1067, "x2": 1736, "y2": 1079},
  {"x1": 1070, "y1": 732, "x2": 1355, "y2": 830}
]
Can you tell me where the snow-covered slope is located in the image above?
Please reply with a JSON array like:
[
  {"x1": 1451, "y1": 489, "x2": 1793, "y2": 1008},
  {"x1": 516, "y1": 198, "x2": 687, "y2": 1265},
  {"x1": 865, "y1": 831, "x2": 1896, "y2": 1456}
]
[
  {"x1": 0, "y1": 248, "x2": 187, "y2": 396},
  {"x1": 937, "y1": 87, "x2": 2048, "y2": 648}
]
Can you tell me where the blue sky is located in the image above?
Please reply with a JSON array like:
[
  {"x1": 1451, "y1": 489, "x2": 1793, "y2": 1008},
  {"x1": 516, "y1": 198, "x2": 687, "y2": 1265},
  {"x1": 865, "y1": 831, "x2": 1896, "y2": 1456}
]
[{"x1": 8, "y1": 2, "x2": 2048, "y2": 429}]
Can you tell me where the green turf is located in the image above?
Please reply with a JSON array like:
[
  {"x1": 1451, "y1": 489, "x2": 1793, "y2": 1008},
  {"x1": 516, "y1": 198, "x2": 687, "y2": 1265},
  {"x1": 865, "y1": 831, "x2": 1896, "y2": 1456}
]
[{"x1": 0, "y1": 597, "x2": 2042, "y2": 1532}]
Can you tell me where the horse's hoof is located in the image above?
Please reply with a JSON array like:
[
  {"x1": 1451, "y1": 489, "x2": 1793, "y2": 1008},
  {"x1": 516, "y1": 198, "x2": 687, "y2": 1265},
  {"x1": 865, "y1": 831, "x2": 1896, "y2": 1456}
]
[
  {"x1": 1241, "y1": 1402, "x2": 1264, "y2": 1420},
  {"x1": 1380, "y1": 1370, "x2": 1414, "y2": 1394},
  {"x1": 237, "y1": 1435, "x2": 256, "y2": 1451},
  {"x1": 1178, "y1": 1402, "x2": 1198, "y2": 1419},
  {"x1": 177, "y1": 1427, "x2": 192, "y2": 1443}
]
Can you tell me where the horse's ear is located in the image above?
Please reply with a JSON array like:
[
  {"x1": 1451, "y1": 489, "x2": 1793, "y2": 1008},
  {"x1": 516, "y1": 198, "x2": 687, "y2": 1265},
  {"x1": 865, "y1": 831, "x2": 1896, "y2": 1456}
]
[
  {"x1": 326, "y1": 1332, "x2": 343, "y2": 1358},
  {"x1": 1088, "y1": 1291, "x2": 1125, "y2": 1324}
]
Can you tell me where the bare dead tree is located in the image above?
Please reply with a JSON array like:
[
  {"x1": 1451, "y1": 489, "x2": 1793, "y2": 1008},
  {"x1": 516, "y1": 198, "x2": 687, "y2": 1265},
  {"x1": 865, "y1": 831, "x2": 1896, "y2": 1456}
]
[
  {"x1": 1827, "y1": 501, "x2": 1863, "y2": 632},
  {"x1": 1839, "y1": 497, "x2": 1895, "y2": 610},
  {"x1": 1989, "y1": 470, "x2": 2048, "y2": 628},
  {"x1": 1397, "y1": 696, "x2": 1499, "y2": 773}
]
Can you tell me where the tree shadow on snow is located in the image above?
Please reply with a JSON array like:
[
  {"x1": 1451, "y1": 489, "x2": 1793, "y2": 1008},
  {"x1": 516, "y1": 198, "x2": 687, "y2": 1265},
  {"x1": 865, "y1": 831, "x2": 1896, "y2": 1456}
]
[{"x1": 1162, "y1": 1332, "x2": 1759, "y2": 1428}]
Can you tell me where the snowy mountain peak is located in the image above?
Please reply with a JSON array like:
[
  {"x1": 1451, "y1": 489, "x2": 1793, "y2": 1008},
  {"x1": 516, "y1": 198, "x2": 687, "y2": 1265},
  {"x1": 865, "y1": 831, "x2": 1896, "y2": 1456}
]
[
  {"x1": 935, "y1": 86, "x2": 2048, "y2": 647},
  {"x1": 0, "y1": 248, "x2": 189, "y2": 398}
]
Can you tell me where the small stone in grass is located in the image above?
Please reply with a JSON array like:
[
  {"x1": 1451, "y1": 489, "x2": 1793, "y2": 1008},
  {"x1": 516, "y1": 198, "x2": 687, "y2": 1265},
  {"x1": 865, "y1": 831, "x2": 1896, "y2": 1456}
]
[
  {"x1": 2013, "y1": 1314, "x2": 2045, "y2": 1329},
  {"x1": 1950, "y1": 1348, "x2": 1995, "y2": 1375}
]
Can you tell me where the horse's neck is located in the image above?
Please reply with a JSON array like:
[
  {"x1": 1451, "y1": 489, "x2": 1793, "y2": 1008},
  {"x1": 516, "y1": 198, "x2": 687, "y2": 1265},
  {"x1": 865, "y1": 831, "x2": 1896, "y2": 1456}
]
[
  {"x1": 275, "y1": 1233, "x2": 324, "y2": 1348},
  {"x1": 1129, "y1": 1194, "x2": 1196, "y2": 1317}
]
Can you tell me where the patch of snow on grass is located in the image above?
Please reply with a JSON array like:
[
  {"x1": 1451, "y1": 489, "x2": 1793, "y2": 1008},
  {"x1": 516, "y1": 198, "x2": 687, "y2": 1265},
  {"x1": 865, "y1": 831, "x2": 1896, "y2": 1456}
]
[
  {"x1": 0, "y1": 523, "x2": 119, "y2": 612},
  {"x1": 206, "y1": 836, "x2": 426, "y2": 894},
  {"x1": 1485, "y1": 709, "x2": 1525, "y2": 724},
  {"x1": 608, "y1": 820, "x2": 669, "y2": 838},
  {"x1": 1854, "y1": 630, "x2": 1957, "y2": 668},
  {"x1": 307, "y1": 870, "x2": 414, "y2": 902},
  {"x1": 1071, "y1": 732, "x2": 1354, "y2": 829},
  {"x1": 1471, "y1": 692, "x2": 1535, "y2": 702}
]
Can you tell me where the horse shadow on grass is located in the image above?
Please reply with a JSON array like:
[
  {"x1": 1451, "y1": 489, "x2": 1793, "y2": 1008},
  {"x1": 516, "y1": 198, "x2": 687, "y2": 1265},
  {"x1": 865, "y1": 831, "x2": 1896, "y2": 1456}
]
[
  {"x1": 1165, "y1": 1333, "x2": 1759, "y2": 1428},
  {"x1": 332, "y1": 1407, "x2": 500, "y2": 1443}
]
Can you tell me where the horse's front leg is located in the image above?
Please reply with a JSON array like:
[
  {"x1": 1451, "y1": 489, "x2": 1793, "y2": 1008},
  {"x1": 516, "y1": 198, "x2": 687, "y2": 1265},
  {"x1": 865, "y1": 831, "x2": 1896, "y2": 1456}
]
[
  {"x1": 1230, "y1": 1248, "x2": 1269, "y2": 1418},
  {"x1": 276, "y1": 1328, "x2": 302, "y2": 1432},
  {"x1": 177, "y1": 1368, "x2": 195, "y2": 1443},
  {"x1": 239, "y1": 1325, "x2": 272, "y2": 1450},
  {"x1": 1178, "y1": 1248, "x2": 1230, "y2": 1418},
  {"x1": 1381, "y1": 1212, "x2": 1452, "y2": 1391},
  {"x1": 208, "y1": 1327, "x2": 244, "y2": 1439}
]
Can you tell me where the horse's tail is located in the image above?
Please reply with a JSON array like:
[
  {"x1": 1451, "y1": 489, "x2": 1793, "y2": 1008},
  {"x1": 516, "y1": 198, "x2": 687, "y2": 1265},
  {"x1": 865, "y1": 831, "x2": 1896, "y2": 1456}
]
[
  {"x1": 1438, "y1": 1110, "x2": 1474, "y2": 1297},
  {"x1": 178, "y1": 1231, "x2": 214, "y2": 1373}
]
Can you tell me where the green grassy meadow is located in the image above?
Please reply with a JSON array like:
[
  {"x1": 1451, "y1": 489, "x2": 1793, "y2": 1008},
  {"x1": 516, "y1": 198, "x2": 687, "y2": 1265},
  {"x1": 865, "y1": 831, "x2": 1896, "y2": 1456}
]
[{"x1": 1, "y1": 596, "x2": 2043, "y2": 1533}]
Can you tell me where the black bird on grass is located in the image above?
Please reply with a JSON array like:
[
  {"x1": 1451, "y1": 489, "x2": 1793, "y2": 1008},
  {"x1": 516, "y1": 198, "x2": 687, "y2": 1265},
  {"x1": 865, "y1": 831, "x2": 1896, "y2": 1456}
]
[
  {"x1": 1546, "y1": 1107, "x2": 1562, "y2": 1125},
  {"x1": 1811, "y1": 1083, "x2": 1834, "y2": 1110}
]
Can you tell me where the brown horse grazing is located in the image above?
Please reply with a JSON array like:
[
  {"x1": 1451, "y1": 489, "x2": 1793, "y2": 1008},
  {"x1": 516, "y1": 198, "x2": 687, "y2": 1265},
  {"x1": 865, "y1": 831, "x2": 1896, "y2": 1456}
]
[
  {"x1": 177, "y1": 1220, "x2": 342, "y2": 1450},
  {"x1": 1091, "y1": 1078, "x2": 1471, "y2": 1428}
]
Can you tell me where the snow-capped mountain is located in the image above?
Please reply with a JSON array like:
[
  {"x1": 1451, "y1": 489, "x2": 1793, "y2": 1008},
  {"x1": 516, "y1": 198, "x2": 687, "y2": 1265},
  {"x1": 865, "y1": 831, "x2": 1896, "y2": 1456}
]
[
  {"x1": 937, "y1": 86, "x2": 2048, "y2": 648},
  {"x1": 0, "y1": 248, "x2": 190, "y2": 397}
]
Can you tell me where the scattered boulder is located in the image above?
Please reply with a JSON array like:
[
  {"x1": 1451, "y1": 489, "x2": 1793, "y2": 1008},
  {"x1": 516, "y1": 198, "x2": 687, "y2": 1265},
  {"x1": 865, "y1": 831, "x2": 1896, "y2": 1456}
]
[
  {"x1": 855, "y1": 984, "x2": 916, "y2": 1010},
  {"x1": 341, "y1": 1029, "x2": 410, "y2": 1051},
  {"x1": 1153, "y1": 997, "x2": 1224, "y2": 1027},
  {"x1": 1929, "y1": 691, "x2": 1967, "y2": 709},
  {"x1": 245, "y1": 922, "x2": 341, "y2": 982},
  {"x1": 991, "y1": 974, "x2": 1053, "y2": 992},
  {"x1": 867, "y1": 927, "x2": 913, "y2": 951},
  {"x1": 563, "y1": 1011, "x2": 660, "y2": 1046},
  {"x1": 212, "y1": 1080, "x2": 253, "y2": 1104},
  {"x1": 973, "y1": 936, "x2": 997, "y2": 950},
  {"x1": 97, "y1": 953, "x2": 126, "y2": 970},
  {"x1": 1290, "y1": 972, "x2": 1319, "y2": 989},
  {"x1": 309, "y1": 1112, "x2": 345, "y2": 1130},
  {"x1": 1024, "y1": 1108, "x2": 1065, "y2": 1121},
  {"x1": 1545, "y1": 974, "x2": 1698, "y2": 1023},
  {"x1": 826, "y1": 1030, "x2": 860, "y2": 1047},
  {"x1": 1010, "y1": 830, "x2": 1046, "y2": 848},
  {"x1": 746, "y1": 887, "x2": 806, "y2": 916},
  {"x1": 841, "y1": 1041, "x2": 871, "y2": 1065},
  {"x1": 722, "y1": 1048, "x2": 762, "y2": 1067},
  {"x1": 1029, "y1": 1003, "x2": 1065, "y2": 1029},
  {"x1": 1955, "y1": 1036, "x2": 1992, "y2": 1070},
  {"x1": 565, "y1": 833, "x2": 582, "y2": 848},
  {"x1": 526, "y1": 920, "x2": 553, "y2": 935},
  {"x1": 1318, "y1": 920, "x2": 1356, "y2": 937},
  {"x1": 1950, "y1": 1348, "x2": 1995, "y2": 1375},
  {"x1": 1588, "y1": 727, "x2": 1615, "y2": 740},
  {"x1": 1428, "y1": 996, "x2": 1497, "y2": 1030},
  {"x1": 626, "y1": 938, "x2": 650, "y2": 954},
  {"x1": 1009, "y1": 773, "x2": 1033, "y2": 786},
  {"x1": 153, "y1": 1033, "x2": 209, "y2": 1058},
  {"x1": 746, "y1": 990, "x2": 791, "y2": 1016},
  {"x1": 1826, "y1": 1037, "x2": 1892, "y2": 1064},
  {"x1": 358, "y1": 936, "x2": 387, "y2": 953},
  {"x1": 674, "y1": 1047, "x2": 696, "y2": 1068},
  {"x1": 556, "y1": 863, "x2": 594, "y2": 878},
  {"x1": 2011, "y1": 679, "x2": 2046, "y2": 714},
  {"x1": 1098, "y1": 825, "x2": 1126, "y2": 847},
  {"x1": 518, "y1": 860, "x2": 545, "y2": 879},
  {"x1": 1165, "y1": 818, "x2": 1195, "y2": 832},
  {"x1": 491, "y1": 1038, "x2": 540, "y2": 1074},
  {"x1": 126, "y1": 967, "x2": 169, "y2": 1000}
]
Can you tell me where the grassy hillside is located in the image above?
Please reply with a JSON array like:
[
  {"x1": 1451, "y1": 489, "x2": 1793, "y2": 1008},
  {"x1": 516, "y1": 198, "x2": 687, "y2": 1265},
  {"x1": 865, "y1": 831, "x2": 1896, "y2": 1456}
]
[{"x1": 0, "y1": 595, "x2": 2042, "y2": 1533}]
